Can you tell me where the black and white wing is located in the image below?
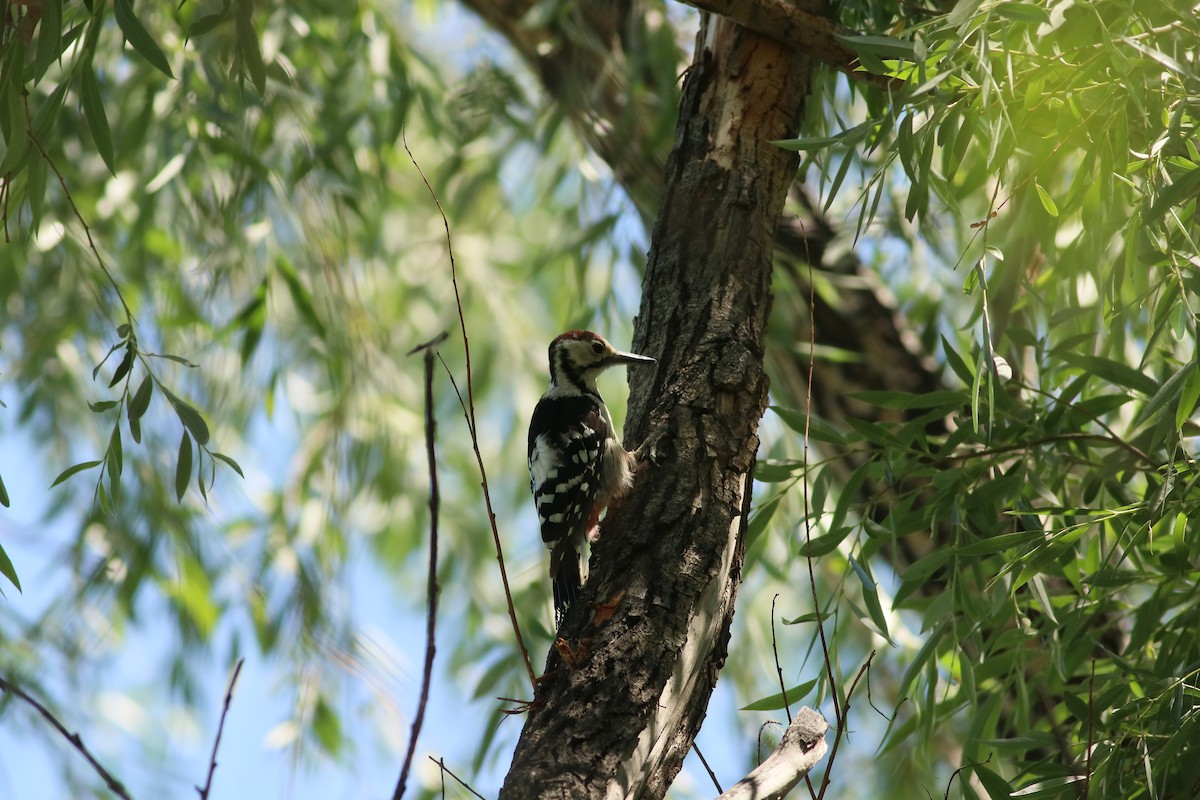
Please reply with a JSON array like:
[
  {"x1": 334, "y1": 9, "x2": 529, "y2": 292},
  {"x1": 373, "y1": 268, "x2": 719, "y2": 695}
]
[{"x1": 527, "y1": 394, "x2": 607, "y2": 623}]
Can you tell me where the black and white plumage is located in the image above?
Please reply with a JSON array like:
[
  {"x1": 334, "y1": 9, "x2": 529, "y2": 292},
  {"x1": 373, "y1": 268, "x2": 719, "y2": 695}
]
[{"x1": 527, "y1": 330, "x2": 655, "y2": 624}]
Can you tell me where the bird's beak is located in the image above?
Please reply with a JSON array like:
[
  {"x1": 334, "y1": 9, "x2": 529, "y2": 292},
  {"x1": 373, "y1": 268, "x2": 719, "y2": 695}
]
[{"x1": 612, "y1": 349, "x2": 656, "y2": 366}]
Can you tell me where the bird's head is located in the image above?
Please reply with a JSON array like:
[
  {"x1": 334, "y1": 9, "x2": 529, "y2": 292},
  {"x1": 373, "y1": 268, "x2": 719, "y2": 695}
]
[{"x1": 547, "y1": 330, "x2": 655, "y2": 392}]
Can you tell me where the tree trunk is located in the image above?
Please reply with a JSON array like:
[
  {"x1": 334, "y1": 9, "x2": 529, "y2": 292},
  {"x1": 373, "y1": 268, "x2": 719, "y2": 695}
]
[{"x1": 499, "y1": 15, "x2": 814, "y2": 799}]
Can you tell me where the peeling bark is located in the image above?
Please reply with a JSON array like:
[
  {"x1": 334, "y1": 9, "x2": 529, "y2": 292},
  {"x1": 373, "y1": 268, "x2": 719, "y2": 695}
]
[{"x1": 498, "y1": 14, "x2": 814, "y2": 800}]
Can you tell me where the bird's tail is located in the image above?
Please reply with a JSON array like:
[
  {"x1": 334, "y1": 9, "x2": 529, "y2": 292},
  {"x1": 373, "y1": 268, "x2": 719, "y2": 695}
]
[{"x1": 551, "y1": 544, "x2": 584, "y2": 626}]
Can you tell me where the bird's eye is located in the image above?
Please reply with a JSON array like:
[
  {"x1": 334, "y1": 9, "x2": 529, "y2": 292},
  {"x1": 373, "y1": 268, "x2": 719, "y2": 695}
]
[{"x1": 591, "y1": 341, "x2": 604, "y2": 354}]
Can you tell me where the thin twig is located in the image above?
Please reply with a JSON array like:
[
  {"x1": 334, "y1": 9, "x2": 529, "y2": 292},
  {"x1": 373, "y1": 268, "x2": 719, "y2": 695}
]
[
  {"x1": 0, "y1": 675, "x2": 133, "y2": 800},
  {"x1": 756, "y1": 720, "x2": 783, "y2": 765},
  {"x1": 939, "y1": 431, "x2": 1154, "y2": 467},
  {"x1": 693, "y1": 741, "x2": 724, "y2": 793},
  {"x1": 393, "y1": 335, "x2": 445, "y2": 800},
  {"x1": 942, "y1": 761, "x2": 975, "y2": 800},
  {"x1": 815, "y1": 652, "x2": 874, "y2": 800},
  {"x1": 429, "y1": 756, "x2": 487, "y2": 800},
  {"x1": 799, "y1": 247, "x2": 840, "y2": 734},
  {"x1": 770, "y1": 594, "x2": 792, "y2": 724},
  {"x1": 195, "y1": 659, "x2": 245, "y2": 800},
  {"x1": 403, "y1": 137, "x2": 537, "y2": 690},
  {"x1": 796, "y1": 226, "x2": 841, "y2": 799}
]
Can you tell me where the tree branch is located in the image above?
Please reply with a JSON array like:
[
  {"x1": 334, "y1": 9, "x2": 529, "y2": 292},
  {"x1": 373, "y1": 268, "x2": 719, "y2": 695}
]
[
  {"x1": 716, "y1": 708, "x2": 828, "y2": 800},
  {"x1": 196, "y1": 659, "x2": 245, "y2": 800},
  {"x1": 0, "y1": 675, "x2": 133, "y2": 800},
  {"x1": 677, "y1": 0, "x2": 902, "y2": 90},
  {"x1": 393, "y1": 333, "x2": 447, "y2": 800}
]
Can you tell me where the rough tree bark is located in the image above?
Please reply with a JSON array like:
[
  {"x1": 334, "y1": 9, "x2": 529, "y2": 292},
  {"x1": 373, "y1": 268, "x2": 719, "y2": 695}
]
[{"x1": 498, "y1": 13, "x2": 818, "y2": 800}]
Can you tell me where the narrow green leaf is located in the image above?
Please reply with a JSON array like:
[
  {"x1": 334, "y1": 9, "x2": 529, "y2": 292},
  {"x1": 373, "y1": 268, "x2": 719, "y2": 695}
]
[
  {"x1": 782, "y1": 609, "x2": 829, "y2": 626},
  {"x1": 211, "y1": 452, "x2": 245, "y2": 478},
  {"x1": 276, "y1": 258, "x2": 326, "y2": 336},
  {"x1": 898, "y1": 622, "x2": 943, "y2": 698},
  {"x1": 753, "y1": 460, "x2": 803, "y2": 482},
  {"x1": 80, "y1": 63, "x2": 115, "y2": 173},
  {"x1": 973, "y1": 765, "x2": 1014, "y2": 799},
  {"x1": 312, "y1": 696, "x2": 343, "y2": 755},
  {"x1": 0, "y1": 78, "x2": 29, "y2": 176},
  {"x1": 741, "y1": 679, "x2": 817, "y2": 711},
  {"x1": 1011, "y1": 775, "x2": 1085, "y2": 797},
  {"x1": 147, "y1": 353, "x2": 198, "y2": 367},
  {"x1": 1131, "y1": 363, "x2": 1189, "y2": 429},
  {"x1": 1176, "y1": 365, "x2": 1200, "y2": 431},
  {"x1": 88, "y1": 400, "x2": 119, "y2": 413},
  {"x1": 824, "y1": 146, "x2": 856, "y2": 214},
  {"x1": 746, "y1": 494, "x2": 781, "y2": 551},
  {"x1": 1058, "y1": 353, "x2": 1159, "y2": 396},
  {"x1": 32, "y1": 78, "x2": 69, "y2": 141},
  {"x1": 994, "y1": 3, "x2": 1051, "y2": 24},
  {"x1": 1148, "y1": 165, "x2": 1200, "y2": 221},
  {"x1": 897, "y1": 113, "x2": 915, "y2": 181},
  {"x1": 176, "y1": 431, "x2": 192, "y2": 501},
  {"x1": 93, "y1": 343, "x2": 122, "y2": 381},
  {"x1": 834, "y1": 33, "x2": 916, "y2": 58},
  {"x1": 771, "y1": 135, "x2": 843, "y2": 152},
  {"x1": 1156, "y1": 714, "x2": 1198, "y2": 777},
  {"x1": 0, "y1": 543, "x2": 20, "y2": 593},
  {"x1": 1034, "y1": 181, "x2": 1059, "y2": 217},
  {"x1": 108, "y1": 345, "x2": 134, "y2": 387},
  {"x1": 197, "y1": 450, "x2": 208, "y2": 503},
  {"x1": 897, "y1": 549, "x2": 950, "y2": 592},
  {"x1": 162, "y1": 385, "x2": 210, "y2": 445},
  {"x1": 129, "y1": 414, "x2": 141, "y2": 444},
  {"x1": 128, "y1": 375, "x2": 153, "y2": 420},
  {"x1": 798, "y1": 525, "x2": 852, "y2": 558},
  {"x1": 810, "y1": 467, "x2": 831, "y2": 518},
  {"x1": 941, "y1": 335, "x2": 975, "y2": 386},
  {"x1": 34, "y1": 0, "x2": 65, "y2": 81},
  {"x1": 954, "y1": 529, "x2": 1042, "y2": 556},
  {"x1": 50, "y1": 460, "x2": 103, "y2": 488},
  {"x1": 108, "y1": 426, "x2": 123, "y2": 479},
  {"x1": 0, "y1": 473, "x2": 8, "y2": 507},
  {"x1": 27, "y1": 141, "x2": 48, "y2": 227},
  {"x1": 846, "y1": 390, "x2": 966, "y2": 410},
  {"x1": 236, "y1": 1, "x2": 267, "y2": 95},
  {"x1": 113, "y1": 0, "x2": 174, "y2": 78},
  {"x1": 850, "y1": 556, "x2": 891, "y2": 640},
  {"x1": 187, "y1": 12, "x2": 227, "y2": 38}
]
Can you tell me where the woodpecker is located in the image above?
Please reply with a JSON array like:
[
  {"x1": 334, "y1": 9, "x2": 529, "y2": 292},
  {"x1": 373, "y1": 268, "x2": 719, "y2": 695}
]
[{"x1": 527, "y1": 330, "x2": 656, "y2": 624}]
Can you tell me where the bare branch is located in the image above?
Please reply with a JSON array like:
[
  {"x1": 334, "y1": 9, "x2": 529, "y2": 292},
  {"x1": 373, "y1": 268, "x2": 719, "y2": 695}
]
[
  {"x1": 716, "y1": 708, "x2": 828, "y2": 800},
  {"x1": 0, "y1": 675, "x2": 134, "y2": 800},
  {"x1": 800, "y1": 255, "x2": 842, "y2": 732},
  {"x1": 402, "y1": 137, "x2": 537, "y2": 690},
  {"x1": 429, "y1": 756, "x2": 487, "y2": 800},
  {"x1": 393, "y1": 337, "x2": 445, "y2": 800},
  {"x1": 770, "y1": 594, "x2": 792, "y2": 725},
  {"x1": 816, "y1": 653, "x2": 873, "y2": 800},
  {"x1": 678, "y1": 0, "x2": 903, "y2": 90},
  {"x1": 195, "y1": 659, "x2": 245, "y2": 800},
  {"x1": 692, "y1": 742, "x2": 723, "y2": 794}
]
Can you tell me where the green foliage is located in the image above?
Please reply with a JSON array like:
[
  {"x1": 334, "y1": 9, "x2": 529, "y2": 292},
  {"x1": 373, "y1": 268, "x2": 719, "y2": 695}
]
[
  {"x1": 1, "y1": 0, "x2": 1198, "y2": 797},
  {"x1": 756, "y1": 0, "x2": 1200, "y2": 796},
  {"x1": 1, "y1": 0, "x2": 648, "y2": 791}
]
